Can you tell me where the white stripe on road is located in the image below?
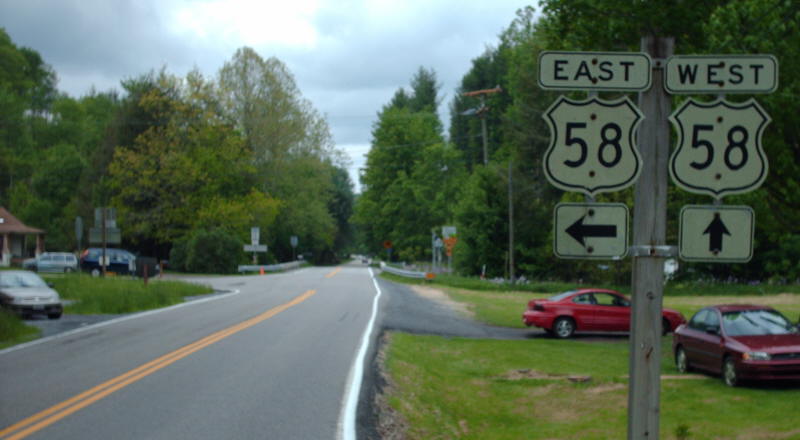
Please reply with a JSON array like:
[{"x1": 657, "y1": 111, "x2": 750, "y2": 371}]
[
  {"x1": 0, "y1": 289, "x2": 241, "y2": 357},
  {"x1": 338, "y1": 267, "x2": 383, "y2": 440}
]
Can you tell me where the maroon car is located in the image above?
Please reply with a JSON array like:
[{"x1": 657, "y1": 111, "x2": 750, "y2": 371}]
[
  {"x1": 522, "y1": 288, "x2": 686, "y2": 338},
  {"x1": 673, "y1": 304, "x2": 800, "y2": 386}
]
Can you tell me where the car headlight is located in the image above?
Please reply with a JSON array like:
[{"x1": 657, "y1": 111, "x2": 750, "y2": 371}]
[{"x1": 743, "y1": 351, "x2": 771, "y2": 361}]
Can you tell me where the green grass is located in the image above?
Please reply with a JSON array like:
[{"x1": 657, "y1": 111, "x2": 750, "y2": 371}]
[
  {"x1": 0, "y1": 309, "x2": 40, "y2": 349},
  {"x1": 385, "y1": 332, "x2": 800, "y2": 440},
  {"x1": 47, "y1": 274, "x2": 214, "y2": 314}
]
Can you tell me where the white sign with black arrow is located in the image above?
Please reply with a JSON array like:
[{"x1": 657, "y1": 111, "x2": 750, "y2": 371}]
[
  {"x1": 679, "y1": 205, "x2": 754, "y2": 263},
  {"x1": 554, "y1": 203, "x2": 629, "y2": 259}
]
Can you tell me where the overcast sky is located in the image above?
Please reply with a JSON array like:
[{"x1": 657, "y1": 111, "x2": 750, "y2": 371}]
[{"x1": 0, "y1": 0, "x2": 531, "y2": 192}]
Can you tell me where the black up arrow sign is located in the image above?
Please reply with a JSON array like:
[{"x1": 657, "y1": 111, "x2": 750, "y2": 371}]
[
  {"x1": 566, "y1": 215, "x2": 617, "y2": 247},
  {"x1": 703, "y1": 213, "x2": 731, "y2": 253}
]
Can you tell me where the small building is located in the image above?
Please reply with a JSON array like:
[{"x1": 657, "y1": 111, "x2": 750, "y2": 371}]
[{"x1": 0, "y1": 207, "x2": 45, "y2": 267}]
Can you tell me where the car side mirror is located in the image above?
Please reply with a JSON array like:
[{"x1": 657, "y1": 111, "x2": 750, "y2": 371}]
[{"x1": 47, "y1": 282, "x2": 54, "y2": 288}]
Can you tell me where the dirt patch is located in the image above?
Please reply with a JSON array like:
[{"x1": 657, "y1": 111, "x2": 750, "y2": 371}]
[
  {"x1": 500, "y1": 368, "x2": 592, "y2": 383},
  {"x1": 410, "y1": 285, "x2": 473, "y2": 317}
]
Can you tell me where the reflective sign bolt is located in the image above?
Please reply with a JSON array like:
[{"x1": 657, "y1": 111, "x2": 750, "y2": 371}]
[
  {"x1": 589, "y1": 170, "x2": 596, "y2": 178},
  {"x1": 591, "y1": 58, "x2": 598, "y2": 65},
  {"x1": 590, "y1": 113, "x2": 597, "y2": 120},
  {"x1": 717, "y1": 116, "x2": 723, "y2": 123},
  {"x1": 587, "y1": 246, "x2": 594, "y2": 253},
  {"x1": 715, "y1": 173, "x2": 722, "y2": 180},
  {"x1": 588, "y1": 209, "x2": 595, "y2": 217}
]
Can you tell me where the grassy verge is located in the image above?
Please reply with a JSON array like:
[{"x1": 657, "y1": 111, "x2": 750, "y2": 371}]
[
  {"x1": 385, "y1": 332, "x2": 800, "y2": 440},
  {"x1": 381, "y1": 272, "x2": 800, "y2": 328},
  {"x1": 0, "y1": 309, "x2": 40, "y2": 349},
  {"x1": 47, "y1": 274, "x2": 214, "y2": 314},
  {"x1": 380, "y1": 271, "x2": 800, "y2": 296}
]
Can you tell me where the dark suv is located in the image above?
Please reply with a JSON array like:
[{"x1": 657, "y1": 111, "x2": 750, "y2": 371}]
[{"x1": 80, "y1": 248, "x2": 136, "y2": 276}]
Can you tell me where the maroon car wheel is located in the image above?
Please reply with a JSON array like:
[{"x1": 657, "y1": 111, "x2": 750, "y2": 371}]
[
  {"x1": 723, "y1": 357, "x2": 739, "y2": 387},
  {"x1": 675, "y1": 346, "x2": 690, "y2": 373}
]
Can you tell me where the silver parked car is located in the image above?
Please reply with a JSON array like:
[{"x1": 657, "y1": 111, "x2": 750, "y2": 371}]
[
  {"x1": 22, "y1": 252, "x2": 78, "y2": 273},
  {"x1": 0, "y1": 270, "x2": 63, "y2": 319}
]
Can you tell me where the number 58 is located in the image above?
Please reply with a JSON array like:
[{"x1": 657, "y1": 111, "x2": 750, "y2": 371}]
[{"x1": 563, "y1": 122, "x2": 623, "y2": 168}]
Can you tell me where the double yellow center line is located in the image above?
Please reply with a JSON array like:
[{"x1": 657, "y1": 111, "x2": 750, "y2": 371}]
[{"x1": 0, "y1": 289, "x2": 318, "y2": 440}]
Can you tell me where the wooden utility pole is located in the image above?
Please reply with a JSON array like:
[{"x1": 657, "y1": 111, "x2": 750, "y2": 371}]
[
  {"x1": 462, "y1": 86, "x2": 502, "y2": 166},
  {"x1": 628, "y1": 35, "x2": 674, "y2": 440}
]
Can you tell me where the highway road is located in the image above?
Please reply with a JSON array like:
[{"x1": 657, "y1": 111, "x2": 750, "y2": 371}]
[
  {"x1": 0, "y1": 263, "x2": 535, "y2": 440},
  {"x1": 0, "y1": 264, "x2": 383, "y2": 440}
]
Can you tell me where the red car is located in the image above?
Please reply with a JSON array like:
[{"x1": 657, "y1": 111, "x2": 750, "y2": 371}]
[
  {"x1": 522, "y1": 288, "x2": 686, "y2": 338},
  {"x1": 673, "y1": 305, "x2": 800, "y2": 386}
]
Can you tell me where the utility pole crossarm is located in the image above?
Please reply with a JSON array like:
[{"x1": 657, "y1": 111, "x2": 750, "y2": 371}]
[{"x1": 462, "y1": 86, "x2": 502, "y2": 97}]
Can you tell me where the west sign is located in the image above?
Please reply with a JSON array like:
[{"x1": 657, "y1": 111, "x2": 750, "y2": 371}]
[
  {"x1": 543, "y1": 96, "x2": 644, "y2": 197},
  {"x1": 665, "y1": 55, "x2": 778, "y2": 94}
]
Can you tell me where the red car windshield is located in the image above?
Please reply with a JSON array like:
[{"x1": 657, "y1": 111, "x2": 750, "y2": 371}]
[{"x1": 722, "y1": 310, "x2": 797, "y2": 336}]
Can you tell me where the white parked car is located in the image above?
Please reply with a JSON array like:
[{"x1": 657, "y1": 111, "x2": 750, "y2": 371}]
[
  {"x1": 22, "y1": 252, "x2": 79, "y2": 273},
  {"x1": 0, "y1": 270, "x2": 63, "y2": 319}
]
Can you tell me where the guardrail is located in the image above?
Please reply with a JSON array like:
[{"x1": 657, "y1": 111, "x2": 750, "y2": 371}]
[
  {"x1": 380, "y1": 262, "x2": 435, "y2": 279},
  {"x1": 237, "y1": 261, "x2": 302, "y2": 273}
]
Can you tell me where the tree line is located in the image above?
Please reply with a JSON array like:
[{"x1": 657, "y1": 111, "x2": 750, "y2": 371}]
[
  {"x1": 0, "y1": 35, "x2": 353, "y2": 271},
  {"x1": 354, "y1": 0, "x2": 800, "y2": 284}
]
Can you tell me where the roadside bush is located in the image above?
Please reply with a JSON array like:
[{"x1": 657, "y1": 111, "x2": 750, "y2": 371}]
[
  {"x1": 184, "y1": 228, "x2": 240, "y2": 274},
  {"x1": 169, "y1": 238, "x2": 189, "y2": 272}
]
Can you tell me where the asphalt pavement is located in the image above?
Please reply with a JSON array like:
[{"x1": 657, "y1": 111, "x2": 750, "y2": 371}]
[
  {"x1": 0, "y1": 266, "x2": 378, "y2": 439},
  {"x1": 2, "y1": 263, "x2": 628, "y2": 439}
]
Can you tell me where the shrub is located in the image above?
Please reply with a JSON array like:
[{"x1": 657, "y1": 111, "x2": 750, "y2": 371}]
[{"x1": 184, "y1": 229, "x2": 241, "y2": 274}]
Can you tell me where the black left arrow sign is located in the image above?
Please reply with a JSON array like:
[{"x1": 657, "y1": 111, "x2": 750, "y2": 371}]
[
  {"x1": 703, "y1": 213, "x2": 730, "y2": 253},
  {"x1": 566, "y1": 215, "x2": 617, "y2": 247}
]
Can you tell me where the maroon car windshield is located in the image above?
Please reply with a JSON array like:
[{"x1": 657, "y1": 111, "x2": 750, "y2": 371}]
[{"x1": 722, "y1": 310, "x2": 797, "y2": 336}]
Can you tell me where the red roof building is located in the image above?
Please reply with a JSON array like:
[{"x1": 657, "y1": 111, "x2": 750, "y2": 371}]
[{"x1": 0, "y1": 207, "x2": 45, "y2": 266}]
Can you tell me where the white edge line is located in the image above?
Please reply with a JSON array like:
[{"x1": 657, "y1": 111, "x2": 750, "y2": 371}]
[
  {"x1": 0, "y1": 289, "x2": 241, "y2": 356},
  {"x1": 338, "y1": 267, "x2": 382, "y2": 440}
]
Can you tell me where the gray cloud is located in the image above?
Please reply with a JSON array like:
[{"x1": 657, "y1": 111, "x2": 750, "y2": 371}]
[{"x1": 0, "y1": 0, "x2": 529, "y2": 191}]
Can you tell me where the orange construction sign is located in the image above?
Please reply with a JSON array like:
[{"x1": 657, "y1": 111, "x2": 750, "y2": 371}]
[{"x1": 443, "y1": 237, "x2": 458, "y2": 257}]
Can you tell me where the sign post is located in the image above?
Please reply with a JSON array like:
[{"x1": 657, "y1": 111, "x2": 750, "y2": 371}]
[
  {"x1": 627, "y1": 36, "x2": 673, "y2": 440},
  {"x1": 245, "y1": 227, "x2": 266, "y2": 265},
  {"x1": 290, "y1": 235, "x2": 298, "y2": 261}
]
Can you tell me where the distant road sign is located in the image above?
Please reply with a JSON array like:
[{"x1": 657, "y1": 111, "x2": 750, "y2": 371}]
[
  {"x1": 665, "y1": 55, "x2": 778, "y2": 94},
  {"x1": 669, "y1": 98, "x2": 770, "y2": 199},
  {"x1": 554, "y1": 203, "x2": 628, "y2": 259},
  {"x1": 538, "y1": 51, "x2": 652, "y2": 91},
  {"x1": 89, "y1": 228, "x2": 121, "y2": 245},
  {"x1": 251, "y1": 227, "x2": 260, "y2": 246},
  {"x1": 243, "y1": 244, "x2": 268, "y2": 253},
  {"x1": 543, "y1": 96, "x2": 644, "y2": 196},
  {"x1": 679, "y1": 205, "x2": 754, "y2": 262},
  {"x1": 442, "y1": 226, "x2": 457, "y2": 239},
  {"x1": 290, "y1": 235, "x2": 298, "y2": 248}
]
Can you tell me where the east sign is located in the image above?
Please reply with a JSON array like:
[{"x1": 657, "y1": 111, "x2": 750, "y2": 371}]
[
  {"x1": 669, "y1": 98, "x2": 771, "y2": 199},
  {"x1": 665, "y1": 55, "x2": 778, "y2": 94},
  {"x1": 539, "y1": 51, "x2": 652, "y2": 91},
  {"x1": 543, "y1": 96, "x2": 644, "y2": 196}
]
